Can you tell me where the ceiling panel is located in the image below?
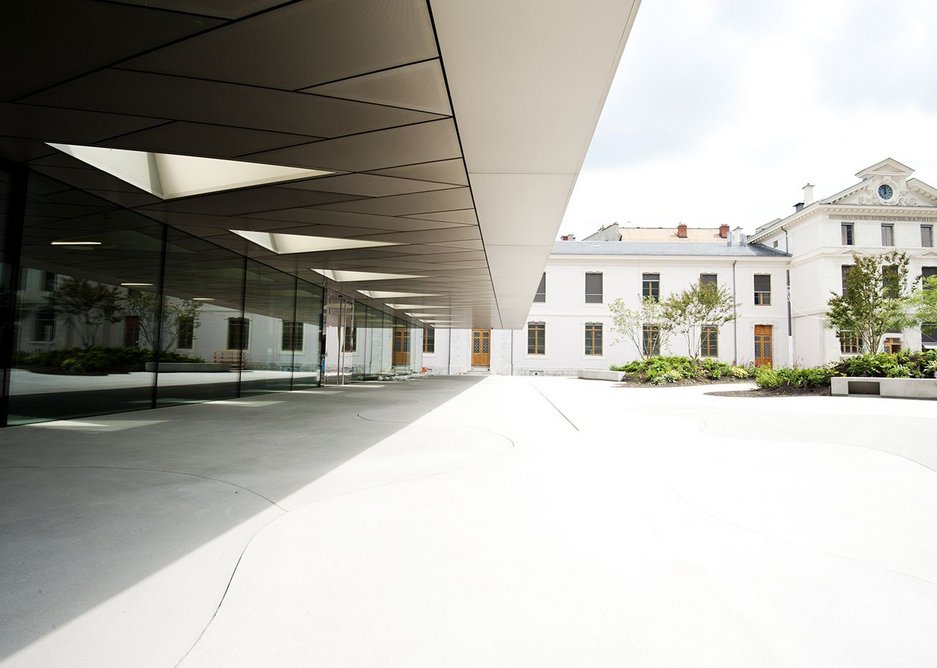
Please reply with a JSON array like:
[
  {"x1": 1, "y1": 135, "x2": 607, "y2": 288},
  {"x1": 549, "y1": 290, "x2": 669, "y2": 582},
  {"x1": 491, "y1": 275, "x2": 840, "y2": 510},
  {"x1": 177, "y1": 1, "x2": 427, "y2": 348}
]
[
  {"x1": 121, "y1": 0, "x2": 438, "y2": 90},
  {"x1": 282, "y1": 173, "x2": 455, "y2": 197},
  {"x1": 98, "y1": 121, "x2": 317, "y2": 159},
  {"x1": 240, "y1": 209, "x2": 466, "y2": 233},
  {"x1": 137, "y1": 187, "x2": 363, "y2": 216},
  {"x1": 246, "y1": 119, "x2": 462, "y2": 172},
  {"x1": 25, "y1": 69, "x2": 441, "y2": 139},
  {"x1": 0, "y1": 1, "x2": 223, "y2": 101},
  {"x1": 303, "y1": 60, "x2": 451, "y2": 115},
  {"x1": 314, "y1": 187, "x2": 472, "y2": 216},
  {"x1": 403, "y1": 209, "x2": 478, "y2": 225},
  {"x1": 0, "y1": 103, "x2": 167, "y2": 147},
  {"x1": 107, "y1": 1, "x2": 292, "y2": 20},
  {"x1": 370, "y1": 158, "x2": 469, "y2": 186}
]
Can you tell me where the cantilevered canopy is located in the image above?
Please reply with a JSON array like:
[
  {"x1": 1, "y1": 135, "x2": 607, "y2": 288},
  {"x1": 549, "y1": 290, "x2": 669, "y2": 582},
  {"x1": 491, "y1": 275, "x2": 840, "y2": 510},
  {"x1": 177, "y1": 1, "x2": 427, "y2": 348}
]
[{"x1": 1, "y1": 0, "x2": 640, "y2": 328}]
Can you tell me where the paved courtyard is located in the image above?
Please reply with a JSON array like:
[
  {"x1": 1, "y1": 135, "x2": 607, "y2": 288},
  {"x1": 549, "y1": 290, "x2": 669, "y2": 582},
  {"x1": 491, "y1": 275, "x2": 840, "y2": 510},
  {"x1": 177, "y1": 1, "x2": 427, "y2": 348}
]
[{"x1": 1, "y1": 375, "x2": 936, "y2": 667}]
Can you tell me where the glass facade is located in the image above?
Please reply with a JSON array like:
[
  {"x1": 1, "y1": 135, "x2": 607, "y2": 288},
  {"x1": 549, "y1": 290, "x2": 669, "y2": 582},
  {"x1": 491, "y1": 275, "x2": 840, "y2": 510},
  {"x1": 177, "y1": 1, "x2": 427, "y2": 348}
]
[{"x1": 0, "y1": 166, "x2": 419, "y2": 426}]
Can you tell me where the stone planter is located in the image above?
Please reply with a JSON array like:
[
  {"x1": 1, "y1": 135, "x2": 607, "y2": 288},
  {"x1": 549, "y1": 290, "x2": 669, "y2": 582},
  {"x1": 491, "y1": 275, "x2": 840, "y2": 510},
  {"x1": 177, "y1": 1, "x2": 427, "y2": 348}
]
[{"x1": 831, "y1": 376, "x2": 937, "y2": 399}]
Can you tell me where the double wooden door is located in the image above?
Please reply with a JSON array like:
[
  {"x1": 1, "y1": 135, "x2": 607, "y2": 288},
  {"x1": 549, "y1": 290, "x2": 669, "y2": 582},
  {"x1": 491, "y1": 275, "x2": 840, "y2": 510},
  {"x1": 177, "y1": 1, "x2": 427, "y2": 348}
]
[
  {"x1": 392, "y1": 328, "x2": 409, "y2": 366},
  {"x1": 471, "y1": 329, "x2": 490, "y2": 367},
  {"x1": 754, "y1": 325, "x2": 773, "y2": 368}
]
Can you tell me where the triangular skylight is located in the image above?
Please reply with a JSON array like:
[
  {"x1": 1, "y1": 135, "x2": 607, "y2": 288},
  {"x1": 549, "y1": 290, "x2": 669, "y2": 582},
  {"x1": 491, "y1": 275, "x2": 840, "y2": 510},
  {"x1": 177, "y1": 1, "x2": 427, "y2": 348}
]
[
  {"x1": 231, "y1": 230, "x2": 398, "y2": 254},
  {"x1": 357, "y1": 290, "x2": 440, "y2": 299},
  {"x1": 48, "y1": 143, "x2": 332, "y2": 199},
  {"x1": 312, "y1": 269, "x2": 426, "y2": 282}
]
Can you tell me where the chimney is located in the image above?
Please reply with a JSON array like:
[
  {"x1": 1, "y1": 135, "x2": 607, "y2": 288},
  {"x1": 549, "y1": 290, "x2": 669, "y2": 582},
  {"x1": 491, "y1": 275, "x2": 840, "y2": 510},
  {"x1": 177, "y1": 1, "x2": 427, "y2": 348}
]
[
  {"x1": 802, "y1": 183, "x2": 815, "y2": 205},
  {"x1": 560, "y1": 233, "x2": 575, "y2": 241},
  {"x1": 719, "y1": 224, "x2": 729, "y2": 239},
  {"x1": 793, "y1": 202, "x2": 804, "y2": 212},
  {"x1": 677, "y1": 223, "x2": 687, "y2": 238}
]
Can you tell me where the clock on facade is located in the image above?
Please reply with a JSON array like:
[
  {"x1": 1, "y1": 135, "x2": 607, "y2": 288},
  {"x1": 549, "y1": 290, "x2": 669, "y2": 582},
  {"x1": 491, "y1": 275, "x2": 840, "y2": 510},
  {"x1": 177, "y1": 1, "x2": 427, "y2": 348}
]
[{"x1": 878, "y1": 184, "x2": 894, "y2": 200}]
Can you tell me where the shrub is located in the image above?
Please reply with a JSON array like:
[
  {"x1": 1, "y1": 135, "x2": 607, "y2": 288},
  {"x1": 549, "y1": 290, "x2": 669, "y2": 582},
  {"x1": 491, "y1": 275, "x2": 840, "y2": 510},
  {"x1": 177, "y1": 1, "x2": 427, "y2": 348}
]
[
  {"x1": 729, "y1": 365, "x2": 755, "y2": 379},
  {"x1": 832, "y1": 351, "x2": 937, "y2": 379},
  {"x1": 16, "y1": 346, "x2": 203, "y2": 375},
  {"x1": 756, "y1": 365, "x2": 833, "y2": 389},
  {"x1": 649, "y1": 369, "x2": 683, "y2": 385}
]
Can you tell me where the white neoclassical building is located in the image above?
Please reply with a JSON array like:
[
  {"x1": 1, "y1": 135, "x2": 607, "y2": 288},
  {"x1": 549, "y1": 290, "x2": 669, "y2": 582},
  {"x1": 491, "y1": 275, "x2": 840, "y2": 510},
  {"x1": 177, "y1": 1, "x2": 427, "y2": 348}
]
[{"x1": 423, "y1": 158, "x2": 937, "y2": 374}]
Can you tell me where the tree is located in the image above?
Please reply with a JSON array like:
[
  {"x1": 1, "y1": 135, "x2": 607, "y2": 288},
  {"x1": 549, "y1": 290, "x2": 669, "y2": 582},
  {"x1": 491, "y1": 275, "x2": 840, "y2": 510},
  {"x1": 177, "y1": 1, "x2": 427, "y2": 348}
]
[
  {"x1": 662, "y1": 281, "x2": 738, "y2": 359},
  {"x1": 609, "y1": 296, "x2": 671, "y2": 359},
  {"x1": 910, "y1": 274, "x2": 937, "y2": 343},
  {"x1": 826, "y1": 251, "x2": 917, "y2": 353},
  {"x1": 122, "y1": 291, "x2": 202, "y2": 352},
  {"x1": 48, "y1": 278, "x2": 123, "y2": 348}
]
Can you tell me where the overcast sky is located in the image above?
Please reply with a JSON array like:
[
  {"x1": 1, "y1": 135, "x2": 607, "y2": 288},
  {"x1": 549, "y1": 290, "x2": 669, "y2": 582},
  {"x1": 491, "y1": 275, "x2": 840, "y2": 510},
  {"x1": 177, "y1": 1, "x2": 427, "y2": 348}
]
[{"x1": 561, "y1": 0, "x2": 937, "y2": 239}]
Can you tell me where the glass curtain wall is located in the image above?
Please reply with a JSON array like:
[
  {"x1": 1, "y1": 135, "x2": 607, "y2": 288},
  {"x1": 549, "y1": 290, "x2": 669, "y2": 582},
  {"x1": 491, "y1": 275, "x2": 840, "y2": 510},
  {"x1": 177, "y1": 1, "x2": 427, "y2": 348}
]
[
  {"x1": 241, "y1": 260, "x2": 297, "y2": 396},
  {"x1": 292, "y1": 280, "x2": 323, "y2": 389},
  {"x1": 156, "y1": 228, "x2": 245, "y2": 406},
  {"x1": 8, "y1": 174, "x2": 163, "y2": 424},
  {"x1": 0, "y1": 166, "x2": 425, "y2": 426}
]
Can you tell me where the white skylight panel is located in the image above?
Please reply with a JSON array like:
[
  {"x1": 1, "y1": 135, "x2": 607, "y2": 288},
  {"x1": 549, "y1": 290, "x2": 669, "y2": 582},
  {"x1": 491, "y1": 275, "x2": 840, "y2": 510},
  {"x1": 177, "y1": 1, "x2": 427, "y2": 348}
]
[{"x1": 47, "y1": 144, "x2": 332, "y2": 199}]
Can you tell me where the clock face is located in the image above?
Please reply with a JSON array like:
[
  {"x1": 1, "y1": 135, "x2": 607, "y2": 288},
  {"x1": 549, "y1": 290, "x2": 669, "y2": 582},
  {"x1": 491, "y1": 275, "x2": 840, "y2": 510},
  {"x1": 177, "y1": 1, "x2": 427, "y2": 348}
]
[{"x1": 878, "y1": 184, "x2": 894, "y2": 200}]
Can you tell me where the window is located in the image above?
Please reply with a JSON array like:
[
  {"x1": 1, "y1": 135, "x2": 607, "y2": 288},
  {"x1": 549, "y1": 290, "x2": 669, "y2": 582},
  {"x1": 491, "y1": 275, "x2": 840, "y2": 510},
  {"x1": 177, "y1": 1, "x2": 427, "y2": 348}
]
[
  {"x1": 841, "y1": 222, "x2": 854, "y2": 246},
  {"x1": 533, "y1": 273, "x2": 546, "y2": 303},
  {"x1": 528, "y1": 321, "x2": 545, "y2": 355},
  {"x1": 839, "y1": 331, "x2": 860, "y2": 354},
  {"x1": 884, "y1": 337, "x2": 902, "y2": 354},
  {"x1": 177, "y1": 316, "x2": 194, "y2": 349},
  {"x1": 342, "y1": 325, "x2": 356, "y2": 352},
  {"x1": 841, "y1": 265, "x2": 853, "y2": 296},
  {"x1": 642, "y1": 273, "x2": 660, "y2": 301},
  {"x1": 43, "y1": 271, "x2": 57, "y2": 292},
  {"x1": 585, "y1": 272, "x2": 603, "y2": 303},
  {"x1": 881, "y1": 223, "x2": 894, "y2": 246},
  {"x1": 227, "y1": 317, "x2": 249, "y2": 350},
  {"x1": 584, "y1": 322, "x2": 603, "y2": 356},
  {"x1": 423, "y1": 326, "x2": 435, "y2": 354},
  {"x1": 700, "y1": 325, "x2": 718, "y2": 357},
  {"x1": 773, "y1": 240, "x2": 779, "y2": 248},
  {"x1": 753, "y1": 274, "x2": 771, "y2": 305},
  {"x1": 700, "y1": 273, "x2": 717, "y2": 287},
  {"x1": 923, "y1": 225, "x2": 934, "y2": 248},
  {"x1": 642, "y1": 324, "x2": 660, "y2": 357},
  {"x1": 32, "y1": 308, "x2": 56, "y2": 342},
  {"x1": 281, "y1": 320, "x2": 303, "y2": 351}
]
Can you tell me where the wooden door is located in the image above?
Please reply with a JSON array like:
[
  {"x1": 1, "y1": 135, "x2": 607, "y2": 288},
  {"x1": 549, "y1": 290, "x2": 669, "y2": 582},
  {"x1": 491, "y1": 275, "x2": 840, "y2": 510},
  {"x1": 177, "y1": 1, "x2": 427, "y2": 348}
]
[
  {"x1": 471, "y1": 329, "x2": 491, "y2": 367},
  {"x1": 392, "y1": 328, "x2": 409, "y2": 366},
  {"x1": 754, "y1": 325, "x2": 773, "y2": 368}
]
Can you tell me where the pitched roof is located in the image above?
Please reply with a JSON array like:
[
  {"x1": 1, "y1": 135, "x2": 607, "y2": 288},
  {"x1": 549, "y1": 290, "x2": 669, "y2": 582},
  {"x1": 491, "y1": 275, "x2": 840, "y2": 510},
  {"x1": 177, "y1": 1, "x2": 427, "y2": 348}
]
[{"x1": 552, "y1": 241, "x2": 789, "y2": 257}]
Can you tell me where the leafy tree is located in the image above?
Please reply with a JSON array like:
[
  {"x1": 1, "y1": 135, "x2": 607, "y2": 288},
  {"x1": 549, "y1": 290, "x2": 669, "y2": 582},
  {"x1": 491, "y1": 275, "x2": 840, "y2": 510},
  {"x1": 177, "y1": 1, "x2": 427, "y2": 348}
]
[
  {"x1": 48, "y1": 278, "x2": 123, "y2": 348},
  {"x1": 826, "y1": 251, "x2": 916, "y2": 353},
  {"x1": 609, "y1": 296, "x2": 671, "y2": 359},
  {"x1": 662, "y1": 281, "x2": 738, "y2": 359},
  {"x1": 911, "y1": 275, "x2": 937, "y2": 325},
  {"x1": 122, "y1": 291, "x2": 202, "y2": 352}
]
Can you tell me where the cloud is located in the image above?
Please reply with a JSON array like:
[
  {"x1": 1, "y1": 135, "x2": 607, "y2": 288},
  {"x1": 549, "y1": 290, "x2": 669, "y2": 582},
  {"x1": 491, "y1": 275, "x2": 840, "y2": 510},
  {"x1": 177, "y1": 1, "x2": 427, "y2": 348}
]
[{"x1": 562, "y1": 0, "x2": 937, "y2": 240}]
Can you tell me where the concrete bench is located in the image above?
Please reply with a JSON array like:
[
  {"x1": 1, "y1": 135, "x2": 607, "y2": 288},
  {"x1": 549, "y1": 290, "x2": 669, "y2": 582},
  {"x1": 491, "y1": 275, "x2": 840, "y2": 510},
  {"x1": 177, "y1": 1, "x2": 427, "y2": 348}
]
[
  {"x1": 144, "y1": 362, "x2": 230, "y2": 373},
  {"x1": 831, "y1": 376, "x2": 937, "y2": 399},
  {"x1": 577, "y1": 369, "x2": 626, "y2": 381}
]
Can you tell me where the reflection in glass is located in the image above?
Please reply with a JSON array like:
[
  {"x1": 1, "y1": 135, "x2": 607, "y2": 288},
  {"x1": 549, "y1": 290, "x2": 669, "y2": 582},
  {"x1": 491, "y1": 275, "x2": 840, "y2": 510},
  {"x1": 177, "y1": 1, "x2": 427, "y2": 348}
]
[{"x1": 8, "y1": 174, "x2": 163, "y2": 424}]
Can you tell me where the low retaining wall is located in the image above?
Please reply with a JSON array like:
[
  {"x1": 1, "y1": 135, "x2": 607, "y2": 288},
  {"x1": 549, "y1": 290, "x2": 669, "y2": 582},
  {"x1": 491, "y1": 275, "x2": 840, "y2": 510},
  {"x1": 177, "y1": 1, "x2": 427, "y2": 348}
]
[
  {"x1": 577, "y1": 369, "x2": 626, "y2": 382},
  {"x1": 831, "y1": 376, "x2": 937, "y2": 399},
  {"x1": 144, "y1": 362, "x2": 230, "y2": 373}
]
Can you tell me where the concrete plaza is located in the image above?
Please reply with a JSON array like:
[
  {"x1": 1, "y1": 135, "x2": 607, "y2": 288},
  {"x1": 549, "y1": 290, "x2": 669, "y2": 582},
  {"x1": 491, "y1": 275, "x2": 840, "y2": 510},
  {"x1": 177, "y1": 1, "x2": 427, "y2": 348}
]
[{"x1": 1, "y1": 376, "x2": 936, "y2": 667}]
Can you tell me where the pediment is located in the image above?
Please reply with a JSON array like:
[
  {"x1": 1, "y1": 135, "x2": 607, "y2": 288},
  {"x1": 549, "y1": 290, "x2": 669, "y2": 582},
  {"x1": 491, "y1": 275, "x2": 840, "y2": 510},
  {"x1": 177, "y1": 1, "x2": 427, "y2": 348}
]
[{"x1": 825, "y1": 158, "x2": 924, "y2": 207}]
